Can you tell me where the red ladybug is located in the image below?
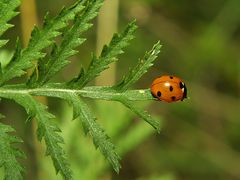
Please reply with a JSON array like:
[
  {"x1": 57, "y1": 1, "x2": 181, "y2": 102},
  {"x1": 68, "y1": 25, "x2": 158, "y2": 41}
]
[{"x1": 150, "y1": 75, "x2": 187, "y2": 103}]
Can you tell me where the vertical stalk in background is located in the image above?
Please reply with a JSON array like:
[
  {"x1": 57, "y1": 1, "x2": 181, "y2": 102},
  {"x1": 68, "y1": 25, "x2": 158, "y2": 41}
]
[
  {"x1": 20, "y1": 0, "x2": 38, "y2": 47},
  {"x1": 20, "y1": 1, "x2": 41, "y2": 180},
  {"x1": 96, "y1": 0, "x2": 119, "y2": 85},
  {"x1": 95, "y1": 1, "x2": 120, "y2": 175}
]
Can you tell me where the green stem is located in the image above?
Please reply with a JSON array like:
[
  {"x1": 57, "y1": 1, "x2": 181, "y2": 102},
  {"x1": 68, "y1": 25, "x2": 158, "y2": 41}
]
[{"x1": 0, "y1": 84, "x2": 154, "y2": 101}]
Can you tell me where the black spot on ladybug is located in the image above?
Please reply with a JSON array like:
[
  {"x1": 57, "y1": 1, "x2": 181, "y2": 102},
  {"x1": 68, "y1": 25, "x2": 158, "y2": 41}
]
[
  {"x1": 171, "y1": 96, "x2": 176, "y2": 101},
  {"x1": 169, "y1": 86, "x2": 173, "y2": 91},
  {"x1": 157, "y1": 91, "x2": 161, "y2": 97},
  {"x1": 179, "y1": 82, "x2": 184, "y2": 89},
  {"x1": 169, "y1": 76, "x2": 173, "y2": 79}
]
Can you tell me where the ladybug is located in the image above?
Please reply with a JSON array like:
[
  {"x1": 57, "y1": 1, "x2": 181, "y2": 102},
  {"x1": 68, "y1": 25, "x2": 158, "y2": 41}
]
[{"x1": 150, "y1": 75, "x2": 187, "y2": 103}]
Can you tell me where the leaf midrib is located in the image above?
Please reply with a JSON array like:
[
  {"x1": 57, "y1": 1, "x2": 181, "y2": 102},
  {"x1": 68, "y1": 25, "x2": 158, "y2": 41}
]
[{"x1": 0, "y1": 84, "x2": 154, "y2": 101}]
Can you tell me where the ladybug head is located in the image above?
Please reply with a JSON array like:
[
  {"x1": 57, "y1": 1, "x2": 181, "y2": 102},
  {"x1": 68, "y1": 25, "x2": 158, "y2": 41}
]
[{"x1": 181, "y1": 82, "x2": 187, "y2": 101}]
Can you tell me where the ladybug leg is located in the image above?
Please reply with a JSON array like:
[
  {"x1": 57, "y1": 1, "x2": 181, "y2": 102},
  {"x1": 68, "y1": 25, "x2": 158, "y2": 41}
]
[
  {"x1": 151, "y1": 92, "x2": 161, "y2": 101},
  {"x1": 151, "y1": 91, "x2": 158, "y2": 99}
]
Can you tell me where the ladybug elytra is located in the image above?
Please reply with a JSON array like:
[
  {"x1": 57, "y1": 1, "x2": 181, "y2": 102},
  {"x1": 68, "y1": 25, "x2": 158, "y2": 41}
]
[{"x1": 150, "y1": 75, "x2": 187, "y2": 103}]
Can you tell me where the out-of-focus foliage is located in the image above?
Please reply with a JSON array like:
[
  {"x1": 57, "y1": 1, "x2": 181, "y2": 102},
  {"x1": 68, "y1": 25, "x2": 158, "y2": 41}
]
[
  {"x1": 118, "y1": 0, "x2": 240, "y2": 179},
  {"x1": 1, "y1": 0, "x2": 240, "y2": 179}
]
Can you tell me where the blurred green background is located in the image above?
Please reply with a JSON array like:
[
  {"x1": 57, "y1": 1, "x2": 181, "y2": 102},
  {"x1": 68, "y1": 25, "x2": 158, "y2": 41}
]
[{"x1": 1, "y1": 0, "x2": 240, "y2": 179}]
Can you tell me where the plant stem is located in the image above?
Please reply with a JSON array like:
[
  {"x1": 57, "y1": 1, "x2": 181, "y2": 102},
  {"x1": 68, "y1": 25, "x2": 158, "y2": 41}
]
[{"x1": 0, "y1": 84, "x2": 154, "y2": 101}]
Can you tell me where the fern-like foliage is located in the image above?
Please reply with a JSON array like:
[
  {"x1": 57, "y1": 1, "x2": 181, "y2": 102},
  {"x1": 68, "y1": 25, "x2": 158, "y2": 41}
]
[
  {"x1": 0, "y1": 0, "x2": 20, "y2": 49},
  {"x1": 0, "y1": 93, "x2": 72, "y2": 179},
  {"x1": 0, "y1": 121, "x2": 25, "y2": 180},
  {"x1": 0, "y1": 0, "x2": 84, "y2": 85},
  {"x1": 115, "y1": 41, "x2": 162, "y2": 92},
  {"x1": 28, "y1": 0, "x2": 104, "y2": 87},
  {"x1": 0, "y1": 0, "x2": 162, "y2": 179},
  {"x1": 27, "y1": 89, "x2": 121, "y2": 172},
  {"x1": 69, "y1": 20, "x2": 137, "y2": 88}
]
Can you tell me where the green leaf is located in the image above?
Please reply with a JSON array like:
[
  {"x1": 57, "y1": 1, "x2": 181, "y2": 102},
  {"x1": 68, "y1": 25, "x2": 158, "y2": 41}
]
[
  {"x1": 0, "y1": 0, "x2": 20, "y2": 48},
  {"x1": 27, "y1": 89, "x2": 121, "y2": 173},
  {"x1": 0, "y1": 93, "x2": 72, "y2": 179},
  {"x1": 75, "y1": 97, "x2": 121, "y2": 173},
  {"x1": 0, "y1": 122, "x2": 25, "y2": 180},
  {"x1": 69, "y1": 20, "x2": 137, "y2": 88},
  {"x1": 0, "y1": 82, "x2": 158, "y2": 168},
  {"x1": 28, "y1": 0, "x2": 104, "y2": 87},
  {"x1": 0, "y1": 49, "x2": 14, "y2": 68},
  {"x1": 0, "y1": 84, "x2": 155, "y2": 101},
  {"x1": 0, "y1": 0, "x2": 164, "y2": 177},
  {"x1": 0, "y1": 83, "x2": 153, "y2": 101},
  {"x1": 0, "y1": 0, "x2": 84, "y2": 86},
  {"x1": 115, "y1": 41, "x2": 162, "y2": 91}
]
